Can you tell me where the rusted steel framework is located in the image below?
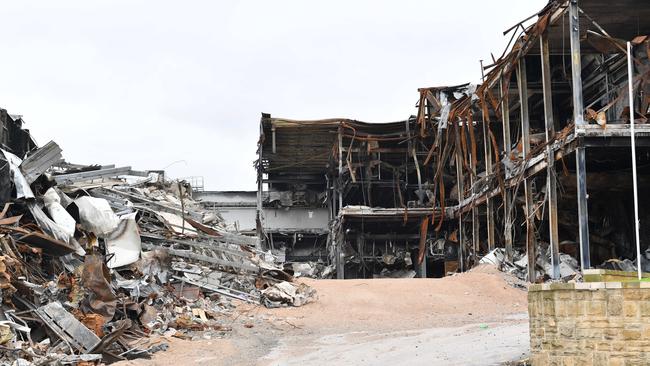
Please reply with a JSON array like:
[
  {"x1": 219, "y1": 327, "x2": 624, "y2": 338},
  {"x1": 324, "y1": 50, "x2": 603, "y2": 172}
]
[
  {"x1": 256, "y1": 115, "x2": 453, "y2": 279},
  {"x1": 416, "y1": 0, "x2": 650, "y2": 281},
  {"x1": 256, "y1": 0, "x2": 650, "y2": 281}
]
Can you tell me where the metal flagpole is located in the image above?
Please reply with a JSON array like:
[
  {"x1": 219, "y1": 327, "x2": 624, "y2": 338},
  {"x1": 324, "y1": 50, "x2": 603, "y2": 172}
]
[{"x1": 627, "y1": 41, "x2": 642, "y2": 281}]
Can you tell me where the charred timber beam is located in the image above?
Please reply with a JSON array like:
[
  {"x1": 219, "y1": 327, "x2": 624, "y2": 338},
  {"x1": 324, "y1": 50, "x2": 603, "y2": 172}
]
[{"x1": 541, "y1": 31, "x2": 561, "y2": 280}]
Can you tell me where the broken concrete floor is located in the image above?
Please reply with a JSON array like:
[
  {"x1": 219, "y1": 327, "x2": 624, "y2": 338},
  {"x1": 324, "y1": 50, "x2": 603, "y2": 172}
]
[{"x1": 117, "y1": 266, "x2": 529, "y2": 366}]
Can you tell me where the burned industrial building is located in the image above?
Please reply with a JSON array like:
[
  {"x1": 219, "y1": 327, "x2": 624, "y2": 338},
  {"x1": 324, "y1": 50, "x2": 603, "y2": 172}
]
[
  {"x1": 256, "y1": 116, "x2": 451, "y2": 278},
  {"x1": 2, "y1": 0, "x2": 650, "y2": 364},
  {"x1": 255, "y1": 0, "x2": 650, "y2": 283}
]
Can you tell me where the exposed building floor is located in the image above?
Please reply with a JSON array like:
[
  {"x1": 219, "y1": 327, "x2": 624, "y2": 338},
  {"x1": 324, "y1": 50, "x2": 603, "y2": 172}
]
[{"x1": 116, "y1": 265, "x2": 529, "y2": 366}]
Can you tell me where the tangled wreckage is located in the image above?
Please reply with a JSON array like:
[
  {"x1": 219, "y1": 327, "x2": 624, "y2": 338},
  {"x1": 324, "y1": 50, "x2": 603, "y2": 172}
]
[
  {"x1": 255, "y1": 0, "x2": 650, "y2": 281},
  {"x1": 1, "y1": 0, "x2": 650, "y2": 363},
  {"x1": 0, "y1": 110, "x2": 316, "y2": 364}
]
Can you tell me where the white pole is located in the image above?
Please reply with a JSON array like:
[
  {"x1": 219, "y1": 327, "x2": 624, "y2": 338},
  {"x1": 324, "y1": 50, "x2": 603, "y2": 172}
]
[{"x1": 628, "y1": 41, "x2": 642, "y2": 281}]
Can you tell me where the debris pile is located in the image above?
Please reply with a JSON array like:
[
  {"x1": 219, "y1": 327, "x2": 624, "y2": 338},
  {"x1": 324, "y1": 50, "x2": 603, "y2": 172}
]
[
  {"x1": 283, "y1": 261, "x2": 335, "y2": 279},
  {"x1": 0, "y1": 141, "x2": 316, "y2": 365},
  {"x1": 598, "y1": 248, "x2": 650, "y2": 273},
  {"x1": 479, "y1": 245, "x2": 581, "y2": 283}
]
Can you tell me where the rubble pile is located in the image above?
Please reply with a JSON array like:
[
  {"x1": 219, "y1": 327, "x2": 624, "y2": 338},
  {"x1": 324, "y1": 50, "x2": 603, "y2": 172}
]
[
  {"x1": 598, "y1": 249, "x2": 650, "y2": 273},
  {"x1": 479, "y1": 245, "x2": 650, "y2": 284},
  {"x1": 479, "y1": 245, "x2": 581, "y2": 283},
  {"x1": 284, "y1": 262, "x2": 334, "y2": 279},
  {"x1": 0, "y1": 141, "x2": 316, "y2": 365}
]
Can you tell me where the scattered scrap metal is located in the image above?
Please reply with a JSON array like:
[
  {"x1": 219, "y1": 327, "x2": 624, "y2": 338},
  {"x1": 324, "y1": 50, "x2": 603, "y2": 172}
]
[{"x1": 0, "y1": 141, "x2": 316, "y2": 365}]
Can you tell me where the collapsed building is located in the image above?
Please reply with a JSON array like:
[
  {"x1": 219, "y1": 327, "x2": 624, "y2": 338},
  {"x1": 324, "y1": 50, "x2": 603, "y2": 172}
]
[
  {"x1": 256, "y1": 116, "x2": 448, "y2": 279},
  {"x1": 0, "y1": 108, "x2": 316, "y2": 365},
  {"x1": 429, "y1": 0, "x2": 650, "y2": 282},
  {"x1": 256, "y1": 0, "x2": 650, "y2": 281}
]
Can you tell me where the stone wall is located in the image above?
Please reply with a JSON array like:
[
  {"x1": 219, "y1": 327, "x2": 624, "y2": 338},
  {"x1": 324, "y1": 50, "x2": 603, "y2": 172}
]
[{"x1": 529, "y1": 282, "x2": 650, "y2": 365}]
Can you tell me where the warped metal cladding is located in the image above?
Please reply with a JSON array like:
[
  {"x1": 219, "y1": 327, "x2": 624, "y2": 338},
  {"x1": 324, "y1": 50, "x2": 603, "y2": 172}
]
[{"x1": 258, "y1": 114, "x2": 412, "y2": 177}]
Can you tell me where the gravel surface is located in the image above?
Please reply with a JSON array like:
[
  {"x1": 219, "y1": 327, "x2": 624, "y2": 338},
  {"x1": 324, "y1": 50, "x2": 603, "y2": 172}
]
[{"x1": 117, "y1": 265, "x2": 530, "y2": 366}]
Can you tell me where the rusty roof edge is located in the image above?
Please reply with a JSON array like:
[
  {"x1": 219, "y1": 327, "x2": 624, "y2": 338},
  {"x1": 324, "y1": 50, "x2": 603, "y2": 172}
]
[{"x1": 261, "y1": 117, "x2": 412, "y2": 129}]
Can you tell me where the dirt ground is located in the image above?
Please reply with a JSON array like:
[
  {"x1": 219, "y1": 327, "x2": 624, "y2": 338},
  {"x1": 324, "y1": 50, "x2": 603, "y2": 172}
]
[{"x1": 116, "y1": 265, "x2": 530, "y2": 366}]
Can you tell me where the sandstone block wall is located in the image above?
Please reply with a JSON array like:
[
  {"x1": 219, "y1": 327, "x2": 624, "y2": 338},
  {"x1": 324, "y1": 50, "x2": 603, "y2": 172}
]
[{"x1": 529, "y1": 282, "x2": 650, "y2": 365}]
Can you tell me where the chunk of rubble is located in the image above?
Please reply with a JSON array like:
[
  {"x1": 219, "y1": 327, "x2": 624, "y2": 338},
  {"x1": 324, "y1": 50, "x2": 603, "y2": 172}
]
[{"x1": 261, "y1": 281, "x2": 318, "y2": 308}]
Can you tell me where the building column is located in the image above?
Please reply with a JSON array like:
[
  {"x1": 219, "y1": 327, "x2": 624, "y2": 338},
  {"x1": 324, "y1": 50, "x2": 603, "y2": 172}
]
[
  {"x1": 570, "y1": 0, "x2": 590, "y2": 269},
  {"x1": 540, "y1": 31, "x2": 561, "y2": 279},
  {"x1": 454, "y1": 122, "x2": 465, "y2": 272},
  {"x1": 517, "y1": 58, "x2": 537, "y2": 282},
  {"x1": 481, "y1": 95, "x2": 496, "y2": 251},
  {"x1": 500, "y1": 75, "x2": 514, "y2": 261}
]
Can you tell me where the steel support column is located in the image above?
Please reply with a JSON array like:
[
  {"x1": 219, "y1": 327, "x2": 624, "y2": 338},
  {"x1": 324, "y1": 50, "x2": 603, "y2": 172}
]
[
  {"x1": 500, "y1": 75, "x2": 514, "y2": 261},
  {"x1": 570, "y1": 0, "x2": 590, "y2": 270},
  {"x1": 338, "y1": 127, "x2": 344, "y2": 211},
  {"x1": 470, "y1": 128, "x2": 480, "y2": 266},
  {"x1": 540, "y1": 32, "x2": 561, "y2": 279},
  {"x1": 517, "y1": 58, "x2": 537, "y2": 282},
  {"x1": 418, "y1": 251, "x2": 428, "y2": 278},
  {"x1": 454, "y1": 123, "x2": 465, "y2": 272},
  {"x1": 336, "y1": 237, "x2": 345, "y2": 279},
  {"x1": 481, "y1": 95, "x2": 496, "y2": 251},
  {"x1": 256, "y1": 122, "x2": 265, "y2": 250}
]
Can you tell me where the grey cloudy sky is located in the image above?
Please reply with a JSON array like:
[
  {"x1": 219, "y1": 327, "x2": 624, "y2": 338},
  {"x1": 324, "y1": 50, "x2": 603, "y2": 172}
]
[{"x1": 0, "y1": 0, "x2": 546, "y2": 190}]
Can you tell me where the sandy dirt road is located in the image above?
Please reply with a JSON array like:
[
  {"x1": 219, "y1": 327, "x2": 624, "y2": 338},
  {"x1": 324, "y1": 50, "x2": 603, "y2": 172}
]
[
  {"x1": 117, "y1": 265, "x2": 529, "y2": 366},
  {"x1": 264, "y1": 319, "x2": 529, "y2": 366}
]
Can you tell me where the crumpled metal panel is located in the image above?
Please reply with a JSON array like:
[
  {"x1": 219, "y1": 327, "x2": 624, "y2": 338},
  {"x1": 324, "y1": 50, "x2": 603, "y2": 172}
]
[
  {"x1": 1, "y1": 149, "x2": 34, "y2": 199},
  {"x1": 105, "y1": 213, "x2": 141, "y2": 268},
  {"x1": 43, "y1": 188, "x2": 76, "y2": 238},
  {"x1": 81, "y1": 255, "x2": 118, "y2": 320},
  {"x1": 73, "y1": 196, "x2": 120, "y2": 237}
]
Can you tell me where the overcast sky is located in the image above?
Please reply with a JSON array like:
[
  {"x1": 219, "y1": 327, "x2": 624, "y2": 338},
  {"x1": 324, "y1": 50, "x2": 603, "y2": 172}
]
[{"x1": 0, "y1": 0, "x2": 546, "y2": 191}]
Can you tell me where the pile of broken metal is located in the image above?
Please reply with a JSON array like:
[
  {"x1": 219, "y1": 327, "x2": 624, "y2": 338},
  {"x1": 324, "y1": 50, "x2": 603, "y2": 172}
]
[
  {"x1": 0, "y1": 141, "x2": 316, "y2": 365},
  {"x1": 479, "y1": 247, "x2": 581, "y2": 283}
]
